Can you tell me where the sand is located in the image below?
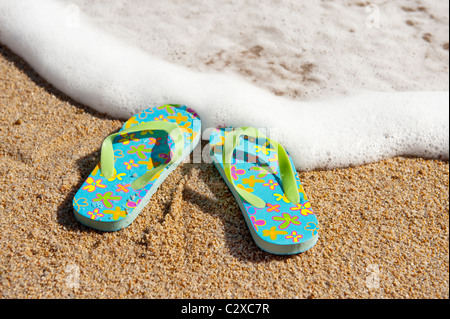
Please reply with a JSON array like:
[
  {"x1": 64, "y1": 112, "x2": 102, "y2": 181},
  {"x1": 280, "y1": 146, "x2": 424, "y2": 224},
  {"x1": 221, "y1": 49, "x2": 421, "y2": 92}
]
[{"x1": 0, "y1": 43, "x2": 448, "y2": 299}]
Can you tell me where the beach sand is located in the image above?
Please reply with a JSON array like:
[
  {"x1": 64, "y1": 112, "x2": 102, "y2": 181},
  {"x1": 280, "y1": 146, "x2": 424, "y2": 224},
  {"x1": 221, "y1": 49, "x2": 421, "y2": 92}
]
[{"x1": 0, "y1": 43, "x2": 448, "y2": 299}]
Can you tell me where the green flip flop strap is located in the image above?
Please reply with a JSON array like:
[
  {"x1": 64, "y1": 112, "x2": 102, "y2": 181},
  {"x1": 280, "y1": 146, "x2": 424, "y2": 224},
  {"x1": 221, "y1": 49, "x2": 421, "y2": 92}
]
[
  {"x1": 100, "y1": 121, "x2": 184, "y2": 190},
  {"x1": 222, "y1": 127, "x2": 299, "y2": 208}
]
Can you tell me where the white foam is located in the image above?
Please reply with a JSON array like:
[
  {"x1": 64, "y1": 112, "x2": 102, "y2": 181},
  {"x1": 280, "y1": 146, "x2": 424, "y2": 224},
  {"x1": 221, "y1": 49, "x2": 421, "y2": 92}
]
[
  {"x1": 59, "y1": 0, "x2": 450, "y2": 100},
  {"x1": 0, "y1": 0, "x2": 448, "y2": 170}
]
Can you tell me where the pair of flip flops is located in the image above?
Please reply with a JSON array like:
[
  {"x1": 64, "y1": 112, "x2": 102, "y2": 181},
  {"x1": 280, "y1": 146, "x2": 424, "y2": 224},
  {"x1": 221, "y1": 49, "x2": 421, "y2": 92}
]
[{"x1": 73, "y1": 105, "x2": 319, "y2": 255}]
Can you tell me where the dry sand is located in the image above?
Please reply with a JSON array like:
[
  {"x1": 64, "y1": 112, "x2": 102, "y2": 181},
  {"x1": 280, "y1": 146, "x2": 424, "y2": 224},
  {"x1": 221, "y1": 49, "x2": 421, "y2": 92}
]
[{"x1": 0, "y1": 43, "x2": 448, "y2": 299}]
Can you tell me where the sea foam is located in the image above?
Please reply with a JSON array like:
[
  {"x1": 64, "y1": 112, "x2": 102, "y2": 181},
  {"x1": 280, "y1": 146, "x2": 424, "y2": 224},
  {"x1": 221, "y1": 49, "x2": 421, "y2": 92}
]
[{"x1": 0, "y1": 0, "x2": 448, "y2": 170}]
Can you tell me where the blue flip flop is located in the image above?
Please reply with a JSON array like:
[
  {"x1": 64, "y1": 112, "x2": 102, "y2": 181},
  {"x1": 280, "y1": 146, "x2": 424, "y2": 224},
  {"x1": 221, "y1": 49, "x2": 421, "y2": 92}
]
[
  {"x1": 210, "y1": 127, "x2": 319, "y2": 255},
  {"x1": 73, "y1": 104, "x2": 201, "y2": 231}
]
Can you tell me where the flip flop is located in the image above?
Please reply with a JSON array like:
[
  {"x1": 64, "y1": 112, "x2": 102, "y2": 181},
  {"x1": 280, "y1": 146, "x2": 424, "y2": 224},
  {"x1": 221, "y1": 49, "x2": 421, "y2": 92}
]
[
  {"x1": 73, "y1": 104, "x2": 201, "y2": 231},
  {"x1": 209, "y1": 127, "x2": 319, "y2": 255}
]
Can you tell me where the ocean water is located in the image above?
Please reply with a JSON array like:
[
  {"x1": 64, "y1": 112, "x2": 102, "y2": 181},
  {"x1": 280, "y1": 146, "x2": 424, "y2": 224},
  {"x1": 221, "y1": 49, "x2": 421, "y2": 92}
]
[{"x1": 0, "y1": 0, "x2": 448, "y2": 170}]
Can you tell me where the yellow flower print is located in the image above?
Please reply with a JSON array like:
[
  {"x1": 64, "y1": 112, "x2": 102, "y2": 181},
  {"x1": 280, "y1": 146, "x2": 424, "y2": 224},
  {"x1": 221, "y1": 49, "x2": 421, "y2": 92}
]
[
  {"x1": 266, "y1": 203, "x2": 280, "y2": 212},
  {"x1": 103, "y1": 206, "x2": 127, "y2": 220},
  {"x1": 253, "y1": 144, "x2": 275, "y2": 155},
  {"x1": 178, "y1": 122, "x2": 193, "y2": 135},
  {"x1": 104, "y1": 168, "x2": 126, "y2": 182},
  {"x1": 82, "y1": 177, "x2": 107, "y2": 192},
  {"x1": 118, "y1": 133, "x2": 139, "y2": 145},
  {"x1": 140, "y1": 129, "x2": 154, "y2": 136},
  {"x1": 154, "y1": 114, "x2": 168, "y2": 121},
  {"x1": 263, "y1": 179, "x2": 279, "y2": 190},
  {"x1": 237, "y1": 184, "x2": 254, "y2": 193},
  {"x1": 138, "y1": 158, "x2": 160, "y2": 170},
  {"x1": 124, "y1": 116, "x2": 139, "y2": 129},
  {"x1": 212, "y1": 135, "x2": 225, "y2": 147},
  {"x1": 124, "y1": 159, "x2": 139, "y2": 170},
  {"x1": 151, "y1": 171, "x2": 162, "y2": 181},
  {"x1": 189, "y1": 131, "x2": 198, "y2": 142},
  {"x1": 273, "y1": 193, "x2": 291, "y2": 203},
  {"x1": 242, "y1": 175, "x2": 264, "y2": 187},
  {"x1": 211, "y1": 129, "x2": 233, "y2": 147},
  {"x1": 285, "y1": 231, "x2": 303, "y2": 243},
  {"x1": 268, "y1": 153, "x2": 278, "y2": 162},
  {"x1": 290, "y1": 201, "x2": 314, "y2": 216},
  {"x1": 298, "y1": 184, "x2": 305, "y2": 193},
  {"x1": 115, "y1": 183, "x2": 131, "y2": 193},
  {"x1": 297, "y1": 184, "x2": 309, "y2": 201},
  {"x1": 87, "y1": 208, "x2": 104, "y2": 220},
  {"x1": 91, "y1": 164, "x2": 100, "y2": 176},
  {"x1": 167, "y1": 112, "x2": 188, "y2": 124},
  {"x1": 262, "y1": 226, "x2": 288, "y2": 240}
]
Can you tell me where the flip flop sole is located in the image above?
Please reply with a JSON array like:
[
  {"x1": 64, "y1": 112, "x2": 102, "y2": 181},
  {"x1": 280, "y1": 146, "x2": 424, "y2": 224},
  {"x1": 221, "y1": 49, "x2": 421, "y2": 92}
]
[
  {"x1": 210, "y1": 127, "x2": 319, "y2": 255},
  {"x1": 73, "y1": 104, "x2": 201, "y2": 231}
]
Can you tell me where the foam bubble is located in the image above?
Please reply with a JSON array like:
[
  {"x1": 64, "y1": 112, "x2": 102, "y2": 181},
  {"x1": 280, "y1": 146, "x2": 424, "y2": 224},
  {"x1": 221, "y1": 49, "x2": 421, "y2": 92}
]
[{"x1": 0, "y1": 0, "x2": 448, "y2": 170}]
